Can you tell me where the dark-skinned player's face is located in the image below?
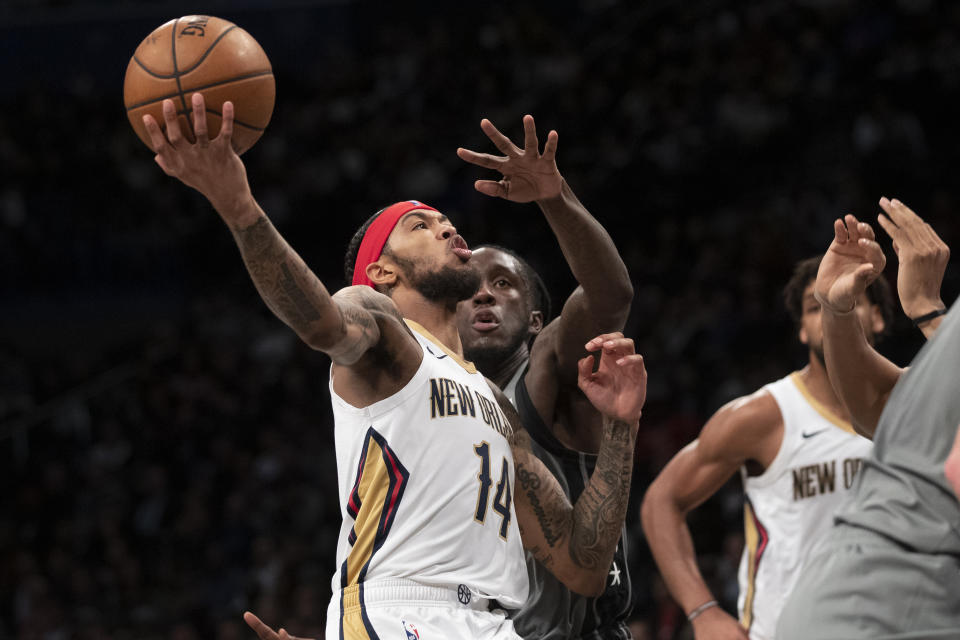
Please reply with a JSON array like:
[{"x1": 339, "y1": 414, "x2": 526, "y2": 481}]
[{"x1": 456, "y1": 247, "x2": 540, "y2": 362}]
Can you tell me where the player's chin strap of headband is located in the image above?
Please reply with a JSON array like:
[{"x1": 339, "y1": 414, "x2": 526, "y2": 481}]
[{"x1": 352, "y1": 200, "x2": 439, "y2": 288}]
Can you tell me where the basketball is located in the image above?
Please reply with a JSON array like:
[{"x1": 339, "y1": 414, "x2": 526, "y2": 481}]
[{"x1": 123, "y1": 15, "x2": 275, "y2": 155}]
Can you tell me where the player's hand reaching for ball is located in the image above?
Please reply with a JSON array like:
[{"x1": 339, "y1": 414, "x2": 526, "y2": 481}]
[
  {"x1": 577, "y1": 333, "x2": 646, "y2": 427},
  {"x1": 457, "y1": 115, "x2": 564, "y2": 203},
  {"x1": 815, "y1": 214, "x2": 886, "y2": 315},
  {"x1": 143, "y1": 93, "x2": 257, "y2": 227}
]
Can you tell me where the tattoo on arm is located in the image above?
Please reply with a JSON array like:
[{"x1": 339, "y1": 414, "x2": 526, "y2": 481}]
[
  {"x1": 516, "y1": 465, "x2": 563, "y2": 547},
  {"x1": 326, "y1": 302, "x2": 381, "y2": 364},
  {"x1": 232, "y1": 216, "x2": 337, "y2": 340},
  {"x1": 515, "y1": 414, "x2": 633, "y2": 576},
  {"x1": 502, "y1": 384, "x2": 633, "y2": 577},
  {"x1": 279, "y1": 262, "x2": 322, "y2": 323},
  {"x1": 568, "y1": 418, "x2": 633, "y2": 569}
]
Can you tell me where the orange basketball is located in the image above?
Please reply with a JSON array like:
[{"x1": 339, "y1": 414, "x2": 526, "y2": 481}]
[{"x1": 123, "y1": 15, "x2": 275, "y2": 155}]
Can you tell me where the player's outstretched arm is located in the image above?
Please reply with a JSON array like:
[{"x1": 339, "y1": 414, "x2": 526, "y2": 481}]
[
  {"x1": 640, "y1": 393, "x2": 779, "y2": 640},
  {"x1": 459, "y1": 116, "x2": 633, "y2": 384},
  {"x1": 501, "y1": 334, "x2": 644, "y2": 596},
  {"x1": 816, "y1": 215, "x2": 904, "y2": 438},
  {"x1": 877, "y1": 197, "x2": 950, "y2": 340},
  {"x1": 243, "y1": 611, "x2": 313, "y2": 640},
  {"x1": 143, "y1": 94, "x2": 390, "y2": 365}
]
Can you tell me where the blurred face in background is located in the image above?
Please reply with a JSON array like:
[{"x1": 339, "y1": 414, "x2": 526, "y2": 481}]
[{"x1": 799, "y1": 282, "x2": 886, "y2": 365}]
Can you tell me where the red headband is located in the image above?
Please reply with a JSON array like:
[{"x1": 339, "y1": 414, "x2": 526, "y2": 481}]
[{"x1": 352, "y1": 200, "x2": 439, "y2": 288}]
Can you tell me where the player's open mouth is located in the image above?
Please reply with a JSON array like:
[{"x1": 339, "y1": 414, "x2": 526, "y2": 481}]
[
  {"x1": 451, "y1": 235, "x2": 472, "y2": 261},
  {"x1": 472, "y1": 309, "x2": 499, "y2": 332}
]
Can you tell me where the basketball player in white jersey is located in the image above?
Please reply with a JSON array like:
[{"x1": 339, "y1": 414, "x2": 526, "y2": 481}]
[
  {"x1": 778, "y1": 200, "x2": 957, "y2": 638},
  {"x1": 640, "y1": 255, "x2": 893, "y2": 640},
  {"x1": 143, "y1": 96, "x2": 646, "y2": 639}
]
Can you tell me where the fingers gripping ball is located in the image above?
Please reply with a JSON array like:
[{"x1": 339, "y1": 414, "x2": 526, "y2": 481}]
[{"x1": 124, "y1": 15, "x2": 275, "y2": 154}]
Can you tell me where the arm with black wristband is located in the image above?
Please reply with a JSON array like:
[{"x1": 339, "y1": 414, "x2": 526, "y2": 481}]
[{"x1": 876, "y1": 197, "x2": 950, "y2": 340}]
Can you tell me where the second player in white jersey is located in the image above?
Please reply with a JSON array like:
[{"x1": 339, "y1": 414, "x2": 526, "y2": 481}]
[
  {"x1": 737, "y1": 372, "x2": 873, "y2": 639},
  {"x1": 642, "y1": 257, "x2": 891, "y2": 640},
  {"x1": 328, "y1": 321, "x2": 529, "y2": 638}
]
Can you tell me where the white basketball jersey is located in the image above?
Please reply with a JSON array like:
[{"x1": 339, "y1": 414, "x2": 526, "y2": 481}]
[
  {"x1": 737, "y1": 372, "x2": 873, "y2": 640},
  {"x1": 327, "y1": 320, "x2": 529, "y2": 634}
]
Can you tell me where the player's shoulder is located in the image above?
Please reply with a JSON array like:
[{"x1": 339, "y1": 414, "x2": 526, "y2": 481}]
[
  {"x1": 717, "y1": 386, "x2": 782, "y2": 425},
  {"x1": 334, "y1": 285, "x2": 403, "y2": 319},
  {"x1": 699, "y1": 387, "x2": 783, "y2": 456},
  {"x1": 528, "y1": 317, "x2": 560, "y2": 363}
]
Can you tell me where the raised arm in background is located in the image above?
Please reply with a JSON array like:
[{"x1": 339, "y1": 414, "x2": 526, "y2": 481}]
[
  {"x1": 815, "y1": 214, "x2": 903, "y2": 438},
  {"x1": 876, "y1": 197, "x2": 950, "y2": 340},
  {"x1": 458, "y1": 116, "x2": 633, "y2": 396}
]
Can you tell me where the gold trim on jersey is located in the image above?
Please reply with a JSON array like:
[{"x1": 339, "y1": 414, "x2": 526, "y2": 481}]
[
  {"x1": 740, "y1": 498, "x2": 768, "y2": 632},
  {"x1": 789, "y1": 372, "x2": 858, "y2": 436},
  {"x1": 405, "y1": 319, "x2": 478, "y2": 374},
  {"x1": 341, "y1": 585, "x2": 374, "y2": 640},
  {"x1": 344, "y1": 436, "x2": 392, "y2": 587},
  {"x1": 340, "y1": 428, "x2": 409, "y2": 640}
]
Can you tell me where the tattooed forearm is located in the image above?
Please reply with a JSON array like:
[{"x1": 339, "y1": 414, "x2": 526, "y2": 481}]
[
  {"x1": 279, "y1": 262, "x2": 322, "y2": 322},
  {"x1": 568, "y1": 417, "x2": 635, "y2": 570},
  {"x1": 231, "y1": 216, "x2": 340, "y2": 342},
  {"x1": 516, "y1": 464, "x2": 563, "y2": 547}
]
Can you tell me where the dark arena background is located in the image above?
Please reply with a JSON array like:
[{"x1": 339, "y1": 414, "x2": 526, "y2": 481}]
[{"x1": 2, "y1": 0, "x2": 959, "y2": 638}]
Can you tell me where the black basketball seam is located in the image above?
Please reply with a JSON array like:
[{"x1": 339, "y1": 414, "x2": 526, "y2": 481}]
[
  {"x1": 170, "y1": 18, "x2": 194, "y2": 139},
  {"x1": 131, "y1": 26, "x2": 244, "y2": 80},
  {"x1": 124, "y1": 70, "x2": 274, "y2": 111},
  {"x1": 178, "y1": 25, "x2": 239, "y2": 74},
  {"x1": 133, "y1": 55, "x2": 174, "y2": 79}
]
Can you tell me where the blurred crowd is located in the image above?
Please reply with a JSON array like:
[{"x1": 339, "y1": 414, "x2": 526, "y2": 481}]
[{"x1": 3, "y1": 0, "x2": 960, "y2": 638}]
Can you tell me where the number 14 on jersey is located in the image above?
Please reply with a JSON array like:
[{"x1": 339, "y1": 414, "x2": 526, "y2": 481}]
[{"x1": 473, "y1": 442, "x2": 512, "y2": 540}]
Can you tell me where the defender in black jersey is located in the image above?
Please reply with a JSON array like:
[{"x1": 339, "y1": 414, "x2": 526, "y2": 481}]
[{"x1": 456, "y1": 120, "x2": 634, "y2": 638}]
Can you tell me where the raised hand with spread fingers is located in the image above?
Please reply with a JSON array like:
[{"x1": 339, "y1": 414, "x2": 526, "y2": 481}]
[
  {"x1": 877, "y1": 197, "x2": 950, "y2": 339},
  {"x1": 815, "y1": 214, "x2": 887, "y2": 315},
  {"x1": 457, "y1": 115, "x2": 562, "y2": 202}
]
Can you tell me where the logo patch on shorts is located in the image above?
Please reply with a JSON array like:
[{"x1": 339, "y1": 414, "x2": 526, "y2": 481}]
[
  {"x1": 457, "y1": 584, "x2": 472, "y2": 605},
  {"x1": 401, "y1": 619, "x2": 420, "y2": 639}
]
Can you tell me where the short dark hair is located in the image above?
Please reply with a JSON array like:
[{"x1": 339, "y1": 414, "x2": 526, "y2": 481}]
[
  {"x1": 475, "y1": 244, "x2": 553, "y2": 323},
  {"x1": 783, "y1": 254, "x2": 894, "y2": 337},
  {"x1": 343, "y1": 207, "x2": 389, "y2": 287}
]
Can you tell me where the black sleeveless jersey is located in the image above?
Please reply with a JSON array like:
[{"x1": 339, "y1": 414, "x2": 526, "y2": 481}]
[{"x1": 509, "y1": 369, "x2": 633, "y2": 640}]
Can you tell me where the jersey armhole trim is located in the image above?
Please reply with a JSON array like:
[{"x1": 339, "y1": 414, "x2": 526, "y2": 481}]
[
  {"x1": 405, "y1": 319, "x2": 478, "y2": 373},
  {"x1": 789, "y1": 372, "x2": 858, "y2": 436}
]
